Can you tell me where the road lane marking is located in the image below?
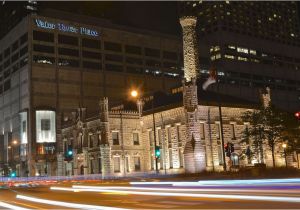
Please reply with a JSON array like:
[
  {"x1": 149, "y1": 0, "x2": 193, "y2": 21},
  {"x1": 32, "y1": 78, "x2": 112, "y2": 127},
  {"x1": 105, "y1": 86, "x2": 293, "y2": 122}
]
[
  {"x1": 16, "y1": 195, "x2": 128, "y2": 210},
  {"x1": 51, "y1": 186, "x2": 300, "y2": 203},
  {"x1": 0, "y1": 201, "x2": 30, "y2": 210}
]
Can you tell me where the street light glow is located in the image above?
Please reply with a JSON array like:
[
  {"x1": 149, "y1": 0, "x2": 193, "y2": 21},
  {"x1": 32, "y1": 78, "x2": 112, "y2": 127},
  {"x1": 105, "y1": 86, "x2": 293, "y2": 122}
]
[
  {"x1": 282, "y1": 143, "x2": 287, "y2": 148},
  {"x1": 130, "y1": 90, "x2": 138, "y2": 98}
]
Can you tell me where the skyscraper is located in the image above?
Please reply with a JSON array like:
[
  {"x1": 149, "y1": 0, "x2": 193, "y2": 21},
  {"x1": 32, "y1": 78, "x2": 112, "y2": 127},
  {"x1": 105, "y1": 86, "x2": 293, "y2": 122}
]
[{"x1": 179, "y1": 1, "x2": 300, "y2": 111}]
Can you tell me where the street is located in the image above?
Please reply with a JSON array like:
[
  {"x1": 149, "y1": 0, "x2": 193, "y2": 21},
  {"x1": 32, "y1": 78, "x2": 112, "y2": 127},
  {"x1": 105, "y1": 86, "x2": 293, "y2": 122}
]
[{"x1": 0, "y1": 178, "x2": 300, "y2": 209}]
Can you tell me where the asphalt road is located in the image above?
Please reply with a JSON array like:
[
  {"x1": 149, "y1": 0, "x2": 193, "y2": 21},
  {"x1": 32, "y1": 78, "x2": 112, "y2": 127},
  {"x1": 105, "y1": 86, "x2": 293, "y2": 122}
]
[{"x1": 1, "y1": 179, "x2": 300, "y2": 209}]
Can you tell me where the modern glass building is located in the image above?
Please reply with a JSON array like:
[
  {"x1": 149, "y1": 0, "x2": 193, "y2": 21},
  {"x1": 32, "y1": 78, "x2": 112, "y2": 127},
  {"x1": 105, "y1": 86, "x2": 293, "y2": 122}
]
[
  {"x1": 0, "y1": 9, "x2": 182, "y2": 176},
  {"x1": 179, "y1": 1, "x2": 300, "y2": 112}
]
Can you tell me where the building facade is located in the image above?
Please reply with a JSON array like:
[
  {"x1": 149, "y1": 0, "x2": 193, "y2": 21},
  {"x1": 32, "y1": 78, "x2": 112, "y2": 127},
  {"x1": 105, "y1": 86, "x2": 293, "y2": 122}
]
[
  {"x1": 59, "y1": 92, "x2": 298, "y2": 177},
  {"x1": 0, "y1": 11, "x2": 182, "y2": 176}
]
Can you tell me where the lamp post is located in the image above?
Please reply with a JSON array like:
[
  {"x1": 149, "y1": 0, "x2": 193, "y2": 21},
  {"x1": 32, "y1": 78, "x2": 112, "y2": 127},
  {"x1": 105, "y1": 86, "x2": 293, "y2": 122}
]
[
  {"x1": 282, "y1": 143, "x2": 287, "y2": 168},
  {"x1": 130, "y1": 90, "x2": 159, "y2": 174}
]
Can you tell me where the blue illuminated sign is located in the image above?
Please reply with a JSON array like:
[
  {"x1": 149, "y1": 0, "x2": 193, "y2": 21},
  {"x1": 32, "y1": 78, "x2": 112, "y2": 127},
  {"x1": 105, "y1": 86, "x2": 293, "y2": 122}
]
[{"x1": 35, "y1": 19, "x2": 99, "y2": 37}]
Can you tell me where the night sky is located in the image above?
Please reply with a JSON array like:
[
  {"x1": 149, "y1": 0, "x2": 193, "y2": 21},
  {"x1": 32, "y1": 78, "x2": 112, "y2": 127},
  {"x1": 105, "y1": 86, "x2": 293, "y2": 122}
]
[{"x1": 40, "y1": 1, "x2": 181, "y2": 36}]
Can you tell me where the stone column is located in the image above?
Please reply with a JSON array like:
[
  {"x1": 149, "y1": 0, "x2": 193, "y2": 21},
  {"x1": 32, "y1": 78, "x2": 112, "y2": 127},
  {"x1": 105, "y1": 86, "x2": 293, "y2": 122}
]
[
  {"x1": 57, "y1": 153, "x2": 64, "y2": 176},
  {"x1": 83, "y1": 148, "x2": 89, "y2": 175},
  {"x1": 180, "y1": 16, "x2": 206, "y2": 173},
  {"x1": 100, "y1": 144, "x2": 112, "y2": 176},
  {"x1": 179, "y1": 16, "x2": 200, "y2": 82}
]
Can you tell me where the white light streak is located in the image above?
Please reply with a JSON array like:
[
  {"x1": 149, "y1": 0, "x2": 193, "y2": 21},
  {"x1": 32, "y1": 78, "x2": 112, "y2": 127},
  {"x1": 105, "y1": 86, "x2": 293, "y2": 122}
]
[
  {"x1": 16, "y1": 195, "x2": 128, "y2": 210},
  {"x1": 71, "y1": 185, "x2": 300, "y2": 194},
  {"x1": 0, "y1": 201, "x2": 30, "y2": 210},
  {"x1": 50, "y1": 186, "x2": 300, "y2": 203}
]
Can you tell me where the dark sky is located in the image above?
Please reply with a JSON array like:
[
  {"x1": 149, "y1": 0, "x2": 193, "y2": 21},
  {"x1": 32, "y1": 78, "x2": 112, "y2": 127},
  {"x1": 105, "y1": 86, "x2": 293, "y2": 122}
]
[{"x1": 40, "y1": 1, "x2": 181, "y2": 36}]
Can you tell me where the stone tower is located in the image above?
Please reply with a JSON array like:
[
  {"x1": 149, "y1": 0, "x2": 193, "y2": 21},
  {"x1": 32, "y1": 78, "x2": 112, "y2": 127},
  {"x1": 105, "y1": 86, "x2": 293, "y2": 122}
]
[
  {"x1": 180, "y1": 16, "x2": 206, "y2": 173},
  {"x1": 99, "y1": 97, "x2": 112, "y2": 176},
  {"x1": 260, "y1": 87, "x2": 271, "y2": 108}
]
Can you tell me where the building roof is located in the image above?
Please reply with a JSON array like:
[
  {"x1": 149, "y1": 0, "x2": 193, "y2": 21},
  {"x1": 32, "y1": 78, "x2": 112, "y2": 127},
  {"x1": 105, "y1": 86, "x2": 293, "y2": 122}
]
[{"x1": 110, "y1": 84, "x2": 259, "y2": 114}]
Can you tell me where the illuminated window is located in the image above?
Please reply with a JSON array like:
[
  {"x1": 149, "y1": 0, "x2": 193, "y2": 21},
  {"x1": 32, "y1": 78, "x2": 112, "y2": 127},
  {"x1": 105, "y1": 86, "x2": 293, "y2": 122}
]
[
  {"x1": 226, "y1": 12, "x2": 231, "y2": 15},
  {"x1": 225, "y1": 54, "x2": 235, "y2": 59},
  {"x1": 262, "y1": 53, "x2": 268, "y2": 57},
  {"x1": 215, "y1": 54, "x2": 221, "y2": 60},
  {"x1": 238, "y1": 56, "x2": 248, "y2": 62},
  {"x1": 214, "y1": 46, "x2": 220, "y2": 51},
  {"x1": 237, "y1": 47, "x2": 249, "y2": 54},
  {"x1": 228, "y1": 45, "x2": 236, "y2": 50},
  {"x1": 249, "y1": 49, "x2": 256, "y2": 55},
  {"x1": 211, "y1": 55, "x2": 216, "y2": 61},
  {"x1": 291, "y1": 33, "x2": 295, "y2": 37}
]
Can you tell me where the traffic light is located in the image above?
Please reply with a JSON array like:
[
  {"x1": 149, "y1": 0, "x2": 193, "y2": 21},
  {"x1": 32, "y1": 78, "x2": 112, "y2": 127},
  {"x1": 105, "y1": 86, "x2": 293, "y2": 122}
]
[
  {"x1": 155, "y1": 146, "x2": 161, "y2": 159},
  {"x1": 10, "y1": 171, "x2": 16, "y2": 178},
  {"x1": 64, "y1": 146, "x2": 73, "y2": 161},
  {"x1": 295, "y1": 111, "x2": 300, "y2": 120}
]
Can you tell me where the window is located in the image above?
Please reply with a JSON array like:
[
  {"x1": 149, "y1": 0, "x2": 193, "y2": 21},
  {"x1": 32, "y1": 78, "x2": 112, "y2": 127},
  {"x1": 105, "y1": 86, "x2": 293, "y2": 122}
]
[
  {"x1": 105, "y1": 64, "x2": 123, "y2": 72},
  {"x1": 146, "y1": 59, "x2": 160, "y2": 67},
  {"x1": 134, "y1": 157, "x2": 141, "y2": 171},
  {"x1": 105, "y1": 54, "x2": 123, "y2": 62},
  {"x1": 238, "y1": 56, "x2": 248, "y2": 61},
  {"x1": 249, "y1": 49, "x2": 256, "y2": 55},
  {"x1": 82, "y1": 51, "x2": 101, "y2": 59},
  {"x1": 176, "y1": 125, "x2": 181, "y2": 143},
  {"x1": 225, "y1": 54, "x2": 235, "y2": 59},
  {"x1": 58, "y1": 58, "x2": 79, "y2": 67},
  {"x1": 58, "y1": 48, "x2": 79, "y2": 57},
  {"x1": 33, "y1": 55, "x2": 55, "y2": 65},
  {"x1": 20, "y1": 33, "x2": 28, "y2": 45},
  {"x1": 126, "y1": 57, "x2": 142, "y2": 65},
  {"x1": 237, "y1": 47, "x2": 249, "y2": 54},
  {"x1": 4, "y1": 70, "x2": 10, "y2": 79},
  {"x1": 113, "y1": 156, "x2": 120, "y2": 172},
  {"x1": 126, "y1": 66, "x2": 143, "y2": 74},
  {"x1": 20, "y1": 46, "x2": 28, "y2": 57},
  {"x1": 11, "y1": 53, "x2": 19, "y2": 63},
  {"x1": 104, "y1": 42, "x2": 122, "y2": 52},
  {"x1": 200, "y1": 123, "x2": 205, "y2": 139},
  {"x1": 149, "y1": 130, "x2": 153, "y2": 146},
  {"x1": 20, "y1": 57, "x2": 28, "y2": 67},
  {"x1": 216, "y1": 123, "x2": 220, "y2": 139},
  {"x1": 145, "y1": 48, "x2": 160, "y2": 58},
  {"x1": 125, "y1": 45, "x2": 141, "y2": 55},
  {"x1": 4, "y1": 59, "x2": 10, "y2": 69},
  {"x1": 58, "y1": 34, "x2": 78, "y2": 46},
  {"x1": 22, "y1": 121, "x2": 26, "y2": 133},
  {"x1": 33, "y1": 44, "x2": 54, "y2": 54},
  {"x1": 4, "y1": 48, "x2": 10, "y2": 58},
  {"x1": 133, "y1": 133, "x2": 139, "y2": 145},
  {"x1": 83, "y1": 61, "x2": 101, "y2": 70},
  {"x1": 12, "y1": 41, "x2": 18, "y2": 52},
  {"x1": 230, "y1": 124, "x2": 236, "y2": 140},
  {"x1": 82, "y1": 38, "x2": 101, "y2": 49},
  {"x1": 4, "y1": 80, "x2": 10, "y2": 91},
  {"x1": 218, "y1": 145, "x2": 224, "y2": 165},
  {"x1": 41, "y1": 119, "x2": 50, "y2": 131},
  {"x1": 163, "y1": 51, "x2": 177, "y2": 60},
  {"x1": 112, "y1": 132, "x2": 119, "y2": 145},
  {"x1": 33, "y1": 31, "x2": 54, "y2": 42}
]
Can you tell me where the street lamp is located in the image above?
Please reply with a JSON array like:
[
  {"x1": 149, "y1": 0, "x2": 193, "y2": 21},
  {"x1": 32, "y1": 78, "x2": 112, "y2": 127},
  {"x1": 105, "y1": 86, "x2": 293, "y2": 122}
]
[
  {"x1": 130, "y1": 89, "x2": 159, "y2": 174},
  {"x1": 282, "y1": 143, "x2": 287, "y2": 168}
]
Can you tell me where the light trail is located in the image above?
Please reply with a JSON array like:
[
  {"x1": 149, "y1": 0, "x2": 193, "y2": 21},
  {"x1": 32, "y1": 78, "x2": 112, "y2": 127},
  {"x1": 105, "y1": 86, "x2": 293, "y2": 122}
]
[
  {"x1": 16, "y1": 195, "x2": 128, "y2": 210},
  {"x1": 50, "y1": 186, "x2": 300, "y2": 203},
  {"x1": 71, "y1": 185, "x2": 300, "y2": 194},
  {"x1": 130, "y1": 178, "x2": 300, "y2": 186},
  {"x1": 0, "y1": 201, "x2": 30, "y2": 210}
]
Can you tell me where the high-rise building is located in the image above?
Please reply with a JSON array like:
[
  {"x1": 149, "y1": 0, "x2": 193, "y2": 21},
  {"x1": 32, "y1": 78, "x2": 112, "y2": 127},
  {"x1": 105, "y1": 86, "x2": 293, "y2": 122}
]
[
  {"x1": 0, "y1": 9, "x2": 182, "y2": 176},
  {"x1": 179, "y1": 1, "x2": 300, "y2": 112}
]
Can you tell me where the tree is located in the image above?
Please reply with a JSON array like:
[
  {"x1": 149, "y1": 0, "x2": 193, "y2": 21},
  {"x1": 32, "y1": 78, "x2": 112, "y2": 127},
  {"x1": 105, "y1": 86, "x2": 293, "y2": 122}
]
[
  {"x1": 242, "y1": 104, "x2": 292, "y2": 167},
  {"x1": 281, "y1": 112, "x2": 300, "y2": 168},
  {"x1": 262, "y1": 105, "x2": 285, "y2": 167},
  {"x1": 241, "y1": 109, "x2": 265, "y2": 164}
]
